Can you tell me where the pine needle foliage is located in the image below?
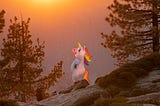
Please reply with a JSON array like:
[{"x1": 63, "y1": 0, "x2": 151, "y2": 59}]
[{"x1": 101, "y1": 0, "x2": 160, "y2": 65}]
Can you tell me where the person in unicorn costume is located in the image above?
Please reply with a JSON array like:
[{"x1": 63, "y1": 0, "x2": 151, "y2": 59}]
[{"x1": 71, "y1": 42, "x2": 91, "y2": 83}]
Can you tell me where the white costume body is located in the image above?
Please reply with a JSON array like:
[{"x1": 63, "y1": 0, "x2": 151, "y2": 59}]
[{"x1": 71, "y1": 46, "x2": 86, "y2": 82}]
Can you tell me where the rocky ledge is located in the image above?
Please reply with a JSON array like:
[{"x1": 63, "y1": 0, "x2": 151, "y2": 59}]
[
  {"x1": 19, "y1": 80, "x2": 109, "y2": 106},
  {"x1": 126, "y1": 70, "x2": 160, "y2": 105},
  {"x1": 19, "y1": 70, "x2": 160, "y2": 106}
]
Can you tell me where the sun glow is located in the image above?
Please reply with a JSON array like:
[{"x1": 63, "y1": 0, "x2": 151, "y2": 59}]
[
  {"x1": 32, "y1": 0, "x2": 56, "y2": 3},
  {"x1": 31, "y1": 0, "x2": 63, "y2": 5}
]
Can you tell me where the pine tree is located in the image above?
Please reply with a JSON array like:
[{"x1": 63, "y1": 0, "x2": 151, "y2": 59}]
[
  {"x1": 101, "y1": 0, "x2": 160, "y2": 65},
  {"x1": 0, "y1": 17, "x2": 63, "y2": 102},
  {"x1": 0, "y1": 10, "x2": 8, "y2": 68},
  {"x1": 0, "y1": 10, "x2": 5, "y2": 33}
]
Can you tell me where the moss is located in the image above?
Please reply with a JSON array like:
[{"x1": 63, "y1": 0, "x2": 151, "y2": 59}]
[
  {"x1": 96, "y1": 53, "x2": 160, "y2": 90},
  {"x1": 0, "y1": 98, "x2": 19, "y2": 106}
]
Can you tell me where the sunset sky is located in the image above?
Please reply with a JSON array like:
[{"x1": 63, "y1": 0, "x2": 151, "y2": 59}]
[{"x1": 0, "y1": 0, "x2": 115, "y2": 87}]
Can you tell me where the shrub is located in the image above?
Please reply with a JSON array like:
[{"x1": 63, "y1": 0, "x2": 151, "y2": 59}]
[{"x1": 0, "y1": 98, "x2": 19, "y2": 106}]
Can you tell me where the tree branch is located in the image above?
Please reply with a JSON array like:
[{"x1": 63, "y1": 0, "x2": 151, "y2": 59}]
[
  {"x1": 136, "y1": 42, "x2": 152, "y2": 48},
  {"x1": 128, "y1": 8, "x2": 152, "y2": 13}
]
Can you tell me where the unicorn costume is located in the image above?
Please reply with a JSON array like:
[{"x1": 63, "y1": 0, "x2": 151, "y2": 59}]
[{"x1": 71, "y1": 42, "x2": 91, "y2": 83}]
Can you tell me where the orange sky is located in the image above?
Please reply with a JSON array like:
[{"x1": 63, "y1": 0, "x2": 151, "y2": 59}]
[{"x1": 0, "y1": 0, "x2": 115, "y2": 86}]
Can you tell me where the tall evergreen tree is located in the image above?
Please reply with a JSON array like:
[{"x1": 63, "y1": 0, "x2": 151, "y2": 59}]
[
  {"x1": 0, "y1": 17, "x2": 63, "y2": 102},
  {"x1": 101, "y1": 0, "x2": 160, "y2": 65},
  {"x1": 0, "y1": 10, "x2": 8, "y2": 68},
  {"x1": 0, "y1": 10, "x2": 5, "y2": 33}
]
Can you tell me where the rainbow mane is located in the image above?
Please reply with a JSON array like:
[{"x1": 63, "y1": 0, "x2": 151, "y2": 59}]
[{"x1": 77, "y1": 42, "x2": 91, "y2": 65}]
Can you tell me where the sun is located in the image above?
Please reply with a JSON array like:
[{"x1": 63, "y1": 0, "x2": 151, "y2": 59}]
[{"x1": 29, "y1": 0, "x2": 71, "y2": 13}]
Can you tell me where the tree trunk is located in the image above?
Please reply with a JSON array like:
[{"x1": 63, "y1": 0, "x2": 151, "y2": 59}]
[
  {"x1": 152, "y1": 1, "x2": 159, "y2": 52},
  {"x1": 19, "y1": 33, "x2": 25, "y2": 102}
]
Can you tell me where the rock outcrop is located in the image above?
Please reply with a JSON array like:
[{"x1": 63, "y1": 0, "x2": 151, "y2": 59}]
[
  {"x1": 18, "y1": 80, "x2": 108, "y2": 106},
  {"x1": 18, "y1": 53, "x2": 160, "y2": 106},
  {"x1": 124, "y1": 70, "x2": 160, "y2": 97},
  {"x1": 19, "y1": 70, "x2": 160, "y2": 106},
  {"x1": 128, "y1": 92, "x2": 160, "y2": 105},
  {"x1": 39, "y1": 85, "x2": 108, "y2": 106},
  {"x1": 126, "y1": 70, "x2": 160, "y2": 105},
  {"x1": 20, "y1": 85, "x2": 108, "y2": 106}
]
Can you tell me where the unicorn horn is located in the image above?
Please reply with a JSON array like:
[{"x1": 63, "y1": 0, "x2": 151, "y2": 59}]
[{"x1": 77, "y1": 42, "x2": 82, "y2": 48}]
